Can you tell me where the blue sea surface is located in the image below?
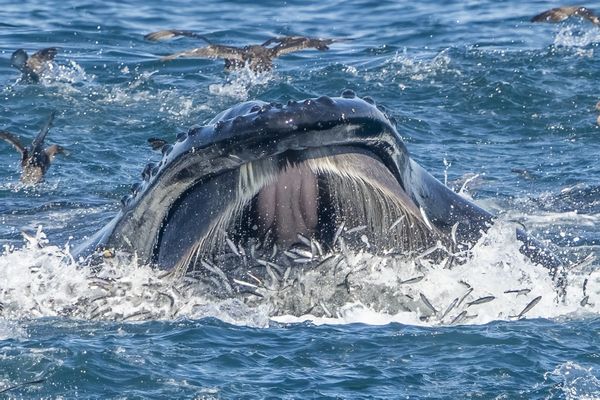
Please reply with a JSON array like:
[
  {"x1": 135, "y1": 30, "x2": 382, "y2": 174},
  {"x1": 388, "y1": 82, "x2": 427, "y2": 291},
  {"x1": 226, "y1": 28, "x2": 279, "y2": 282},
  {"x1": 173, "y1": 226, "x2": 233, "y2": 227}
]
[{"x1": 1, "y1": 0, "x2": 600, "y2": 398}]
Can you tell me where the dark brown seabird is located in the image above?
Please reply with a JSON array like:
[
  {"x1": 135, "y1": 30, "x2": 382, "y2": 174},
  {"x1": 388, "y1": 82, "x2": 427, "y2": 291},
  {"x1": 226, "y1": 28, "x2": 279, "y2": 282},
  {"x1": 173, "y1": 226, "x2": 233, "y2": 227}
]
[
  {"x1": 145, "y1": 30, "x2": 338, "y2": 72},
  {"x1": 0, "y1": 112, "x2": 66, "y2": 185},
  {"x1": 531, "y1": 6, "x2": 600, "y2": 24},
  {"x1": 10, "y1": 48, "x2": 59, "y2": 82}
]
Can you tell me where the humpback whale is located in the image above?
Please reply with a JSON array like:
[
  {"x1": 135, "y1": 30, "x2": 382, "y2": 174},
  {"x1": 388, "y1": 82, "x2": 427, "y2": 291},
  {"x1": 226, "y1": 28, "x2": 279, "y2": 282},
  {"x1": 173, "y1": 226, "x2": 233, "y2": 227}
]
[
  {"x1": 73, "y1": 90, "x2": 563, "y2": 290},
  {"x1": 531, "y1": 6, "x2": 600, "y2": 24},
  {"x1": 0, "y1": 112, "x2": 65, "y2": 185},
  {"x1": 145, "y1": 31, "x2": 338, "y2": 72},
  {"x1": 75, "y1": 92, "x2": 564, "y2": 289},
  {"x1": 10, "y1": 48, "x2": 59, "y2": 82}
]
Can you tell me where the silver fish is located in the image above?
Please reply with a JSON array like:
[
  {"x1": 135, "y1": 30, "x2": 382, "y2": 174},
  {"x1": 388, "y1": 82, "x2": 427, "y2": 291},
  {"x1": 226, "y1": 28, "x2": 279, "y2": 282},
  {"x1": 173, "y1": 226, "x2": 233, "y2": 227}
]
[
  {"x1": 515, "y1": 296, "x2": 542, "y2": 319},
  {"x1": 419, "y1": 293, "x2": 438, "y2": 315},
  {"x1": 450, "y1": 310, "x2": 467, "y2": 325},
  {"x1": 399, "y1": 275, "x2": 425, "y2": 285},
  {"x1": 504, "y1": 289, "x2": 531, "y2": 296},
  {"x1": 225, "y1": 237, "x2": 241, "y2": 257},
  {"x1": 467, "y1": 296, "x2": 495, "y2": 307},
  {"x1": 333, "y1": 222, "x2": 345, "y2": 246},
  {"x1": 440, "y1": 297, "x2": 459, "y2": 320},
  {"x1": 346, "y1": 225, "x2": 367, "y2": 235},
  {"x1": 457, "y1": 287, "x2": 474, "y2": 307}
]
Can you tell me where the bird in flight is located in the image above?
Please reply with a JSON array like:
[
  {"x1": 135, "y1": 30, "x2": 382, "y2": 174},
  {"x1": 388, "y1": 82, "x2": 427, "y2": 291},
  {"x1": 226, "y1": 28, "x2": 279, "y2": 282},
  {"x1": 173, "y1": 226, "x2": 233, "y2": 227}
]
[
  {"x1": 531, "y1": 6, "x2": 600, "y2": 24},
  {"x1": 145, "y1": 30, "x2": 339, "y2": 72},
  {"x1": 10, "y1": 48, "x2": 59, "y2": 82},
  {"x1": 0, "y1": 112, "x2": 66, "y2": 184}
]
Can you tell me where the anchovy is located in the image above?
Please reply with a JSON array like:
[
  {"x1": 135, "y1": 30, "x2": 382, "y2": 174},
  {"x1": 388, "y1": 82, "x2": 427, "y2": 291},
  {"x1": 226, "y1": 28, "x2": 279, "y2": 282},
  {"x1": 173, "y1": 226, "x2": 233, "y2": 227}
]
[
  {"x1": 451, "y1": 222, "x2": 459, "y2": 245},
  {"x1": 295, "y1": 233, "x2": 311, "y2": 247},
  {"x1": 346, "y1": 225, "x2": 367, "y2": 235},
  {"x1": 123, "y1": 310, "x2": 152, "y2": 321},
  {"x1": 90, "y1": 306, "x2": 111, "y2": 320},
  {"x1": 333, "y1": 222, "x2": 345, "y2": 246},
  {"x1": 225, "y1": 237, "x2": 241, "y2": 257},
  {"x1": 311, "y1": 239, "x2": 323, "y2": 257},
  {"x1": 417, "y1": 244, "x2": 441, "y2": 259},
  {"x1": 0, "y1": 378, "x2": 46, "y2": 394},
  {"x1": 440, "y1": 297, "x2": 459, "y2": 320},
  {"x1": 246, "y1": 272, "x2": 263, "y2": 285},
  {"x1": 504, "y1": 288, "x2": 531, "y2": 296},
  {"x1": 265, "y1": 264, "x2": 280, "y2": 285},
  {"x1": 419, "y1": 206, "x2": 434, "y2": 231},
  {"x1": 283, "y1": 267, "x2": 291, "y2": 282},
  {"x1": 443, "y1": 255, "x2": 456, "y2": 270},
  {"x1": 456, "y1": 287, "x2": 474, "y2": 308},
  {"x1": 319, "y1": 301, "x2": 333, "y2": 318},
  {"x1": 450, "y1": 310, "x2": 468, "y2": 325},
  {"x1": 200, "y1": 260, "x2": 233, "y2": 293},
  {"x1": 389, "y1": 216, "x2": 406, "y2": 230},
  {"x1": 515, "y1": 296, "x2": 542, "y2": 319},
  {"x1": 290, "y1": 248, "x2": 313, "y2": 259},
  {"x1": 399, "y1": 275, "x2": 425, "y2": 285},
  {"x1": 467, "y1": 296, "x2": 495, "y2": 306},
  {"x1": 568, "y1": 253, "x2": 596, "y2": 271},
  {"x1": 293, "y1": 257, "x2": 313, "y2": 264},
  {"x1": 233, "y1": 279, "x2": 259, "y2": 289},
  {"x1": 419, "y1": 293, "x2": 438, "y2": 315},
  {"x1": 283, "y1": 250, "x2": 298, "y2": 260}
]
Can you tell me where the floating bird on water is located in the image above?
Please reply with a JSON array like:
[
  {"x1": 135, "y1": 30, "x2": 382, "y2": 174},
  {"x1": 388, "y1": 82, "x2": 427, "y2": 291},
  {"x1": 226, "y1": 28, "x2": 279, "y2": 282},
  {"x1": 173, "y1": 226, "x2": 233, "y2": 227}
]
[
  {"x1": 10, "y1": 47, "x2": 59, "y2": 82},
  {"x1": 145, "y1": 30, "x2": 339, "y2": 72},
  {"x1": 147, "y1": 137, "x2": 168, "y2": 151},
  {"x1": 0, "y1": 112, "x2": 66, "y2": 184},
  {"x1": 531, "y1": 6, "x2": 600, "y2": 24}
]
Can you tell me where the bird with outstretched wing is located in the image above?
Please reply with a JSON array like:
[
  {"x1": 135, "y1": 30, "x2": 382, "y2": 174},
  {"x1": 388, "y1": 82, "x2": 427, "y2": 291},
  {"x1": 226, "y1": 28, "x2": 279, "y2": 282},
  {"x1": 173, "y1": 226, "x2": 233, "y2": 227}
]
[
  {"x1": 145, "y1": 31, "x2": 340, "y2": 71},
  {"x1": 531, "y1": 6, "x2": 600, "y2": 24},
  {"x1": 0, "y1": 112, "x2": 66, "y2": 184}
]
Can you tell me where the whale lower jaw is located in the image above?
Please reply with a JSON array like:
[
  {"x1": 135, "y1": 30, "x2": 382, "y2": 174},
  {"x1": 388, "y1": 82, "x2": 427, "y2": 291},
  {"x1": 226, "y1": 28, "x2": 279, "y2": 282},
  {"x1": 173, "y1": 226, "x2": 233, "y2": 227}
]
[{"x1": 156, "y1": 146, "x2": 441, "y2": 276}]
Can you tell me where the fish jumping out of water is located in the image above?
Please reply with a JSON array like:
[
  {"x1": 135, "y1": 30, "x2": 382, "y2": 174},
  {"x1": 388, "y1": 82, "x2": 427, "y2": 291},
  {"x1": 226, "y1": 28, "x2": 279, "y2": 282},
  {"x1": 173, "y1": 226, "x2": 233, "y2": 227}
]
[
  {"x1": 10, "y1": 48, "x2": 59, "y2": 82},
  {"x1": 0, "y1": 112, "x2": 66, "y2": 184},
  {"x1": 145, "y1": 30, "x2": 338, "y2": 72},
  {"x1": 531, "y1": 6, "x2": 600, "y2": 24},
  {"x1": 74, "y1": 92, "x2": 565, "y2": 294}
]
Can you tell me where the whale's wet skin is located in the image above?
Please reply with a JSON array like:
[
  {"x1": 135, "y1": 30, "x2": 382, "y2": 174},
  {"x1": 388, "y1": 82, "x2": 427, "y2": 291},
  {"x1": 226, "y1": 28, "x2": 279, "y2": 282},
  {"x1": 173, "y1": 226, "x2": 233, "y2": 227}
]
[{"x1": 68, "y1": 93, "x2": 567, "y2": 315}]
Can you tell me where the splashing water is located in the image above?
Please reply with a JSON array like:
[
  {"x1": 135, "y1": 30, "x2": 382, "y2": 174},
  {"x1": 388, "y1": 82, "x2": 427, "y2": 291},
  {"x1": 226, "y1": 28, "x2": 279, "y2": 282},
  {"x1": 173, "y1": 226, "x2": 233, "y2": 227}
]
[
  {"x1": 209, "y1": 67, "x2": 275, "y2": 100},
  {"x1": 1, "y1": 217, "x2": 597, "y2": 328},
  {"x1": 37, "y1": 60, "x2": 94, "y2": 86}
]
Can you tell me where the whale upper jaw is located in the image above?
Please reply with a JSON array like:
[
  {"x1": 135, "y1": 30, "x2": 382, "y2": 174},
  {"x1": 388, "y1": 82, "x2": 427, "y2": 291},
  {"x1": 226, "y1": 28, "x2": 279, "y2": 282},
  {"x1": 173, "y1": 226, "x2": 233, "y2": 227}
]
[{"x1": 77, "y1": 96, "x2": 417, "y2": 267}]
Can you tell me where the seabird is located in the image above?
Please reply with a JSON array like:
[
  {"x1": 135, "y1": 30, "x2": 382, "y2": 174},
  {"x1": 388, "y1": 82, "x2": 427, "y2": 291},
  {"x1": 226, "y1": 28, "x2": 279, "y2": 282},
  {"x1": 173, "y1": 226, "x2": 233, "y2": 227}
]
[
  {"x1": 0, "y1": 112, "x2": 66, "y2": 184},
  {"x1": 531, "y1": 6, "x2": 600, "y2": 24},
  {"x1": 145, "y1": 30, "x2": 338, "y2": 72},
  {"x1": 10, "y1": 48, "x2": 59, "y2": 82}
]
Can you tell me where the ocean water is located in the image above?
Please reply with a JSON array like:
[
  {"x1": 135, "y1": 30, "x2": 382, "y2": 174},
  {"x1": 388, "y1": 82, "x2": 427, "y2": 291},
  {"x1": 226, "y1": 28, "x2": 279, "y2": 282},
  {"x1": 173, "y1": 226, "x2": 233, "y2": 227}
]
[{"x1": 1, "y1": 0, "x2": 600, "y2": 398}]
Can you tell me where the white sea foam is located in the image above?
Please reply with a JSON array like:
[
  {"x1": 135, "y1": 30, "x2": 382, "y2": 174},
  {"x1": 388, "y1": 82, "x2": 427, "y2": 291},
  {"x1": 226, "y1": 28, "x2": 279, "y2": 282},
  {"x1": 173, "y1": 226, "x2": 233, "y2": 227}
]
[
  {"x1": 363, "y1": 48, "x2": 461, "y2": 86},
  {"x1": 37, "y1": 60, "x2": 94, "y2": 86},
  {"x1": 546, "y1": 362, "x2": 600, "y2": 400},
  {"x1": 0, "y1": 212, "x2": 598, "y2": 331},
  {"x1": 209, "y1": 67, "x2": 275, "y2": 100},
  {"x1": 554, "y1": 26, "x2": 600, "y2": 50}
]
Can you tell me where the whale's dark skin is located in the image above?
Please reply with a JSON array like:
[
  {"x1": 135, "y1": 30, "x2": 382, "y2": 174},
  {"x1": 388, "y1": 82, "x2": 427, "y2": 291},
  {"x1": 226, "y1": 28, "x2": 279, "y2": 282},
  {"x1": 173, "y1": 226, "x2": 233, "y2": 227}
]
[{"x1": 74, "y1": 92, "x2": 564, "y2": 285}]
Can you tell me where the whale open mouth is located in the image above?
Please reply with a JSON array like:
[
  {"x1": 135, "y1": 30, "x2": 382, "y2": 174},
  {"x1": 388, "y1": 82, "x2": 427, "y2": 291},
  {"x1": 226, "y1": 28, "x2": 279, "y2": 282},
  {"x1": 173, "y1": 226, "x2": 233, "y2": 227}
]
[
  {"x1": 155, "y1": 145, "x2": 441, "y2": 274},
  {"x1": 75, "y1": 95, "x2": 563, "y2": 286}
]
